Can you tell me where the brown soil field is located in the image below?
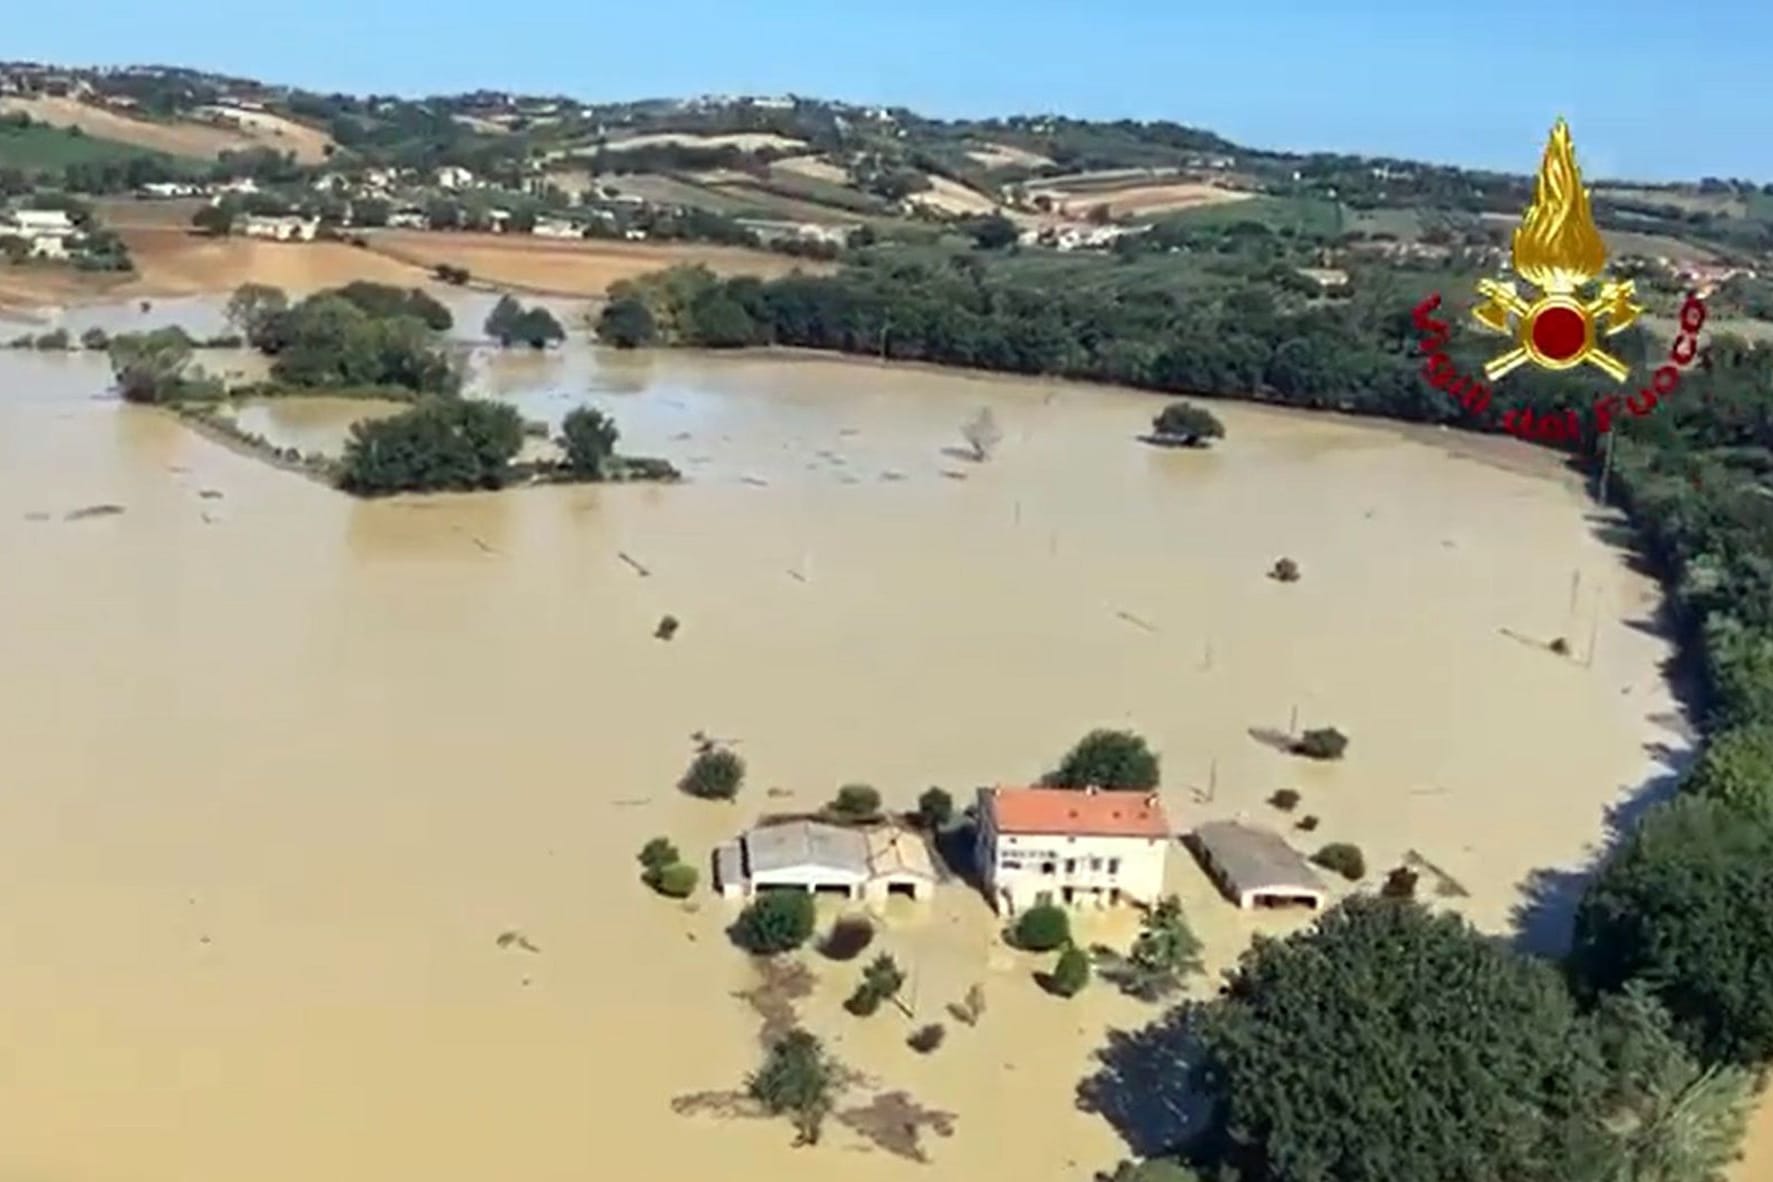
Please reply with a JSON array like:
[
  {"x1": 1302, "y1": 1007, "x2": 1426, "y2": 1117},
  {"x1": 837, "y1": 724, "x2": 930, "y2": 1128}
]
[
  {"x1": 908, "y1": 176, "x2": 1000, "y2": 217},
  {"x1": 188, "y1": 105, "x2": 336, "y2": 164},
  {"x1": 599, "y1": 131, "x2": 808, "y2": 153},
  {"x1": 772, "y1": 154, "x2": 852, "y2": 185},
  {"x1": 966, "y1": 142, "x2": 1055, "y2": 170},
  {"x1": 0, "y1": 96, "x2": 333, "y2": 162},
  {"x1": 1092, "y1": 182, "x2": 1253, "y2": 218},
  {"x1": 362, "y1": 230, "x2": 834, "y2": 295}
]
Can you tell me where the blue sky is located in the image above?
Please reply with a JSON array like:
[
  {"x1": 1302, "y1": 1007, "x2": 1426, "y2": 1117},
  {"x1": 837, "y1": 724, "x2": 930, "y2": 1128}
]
[{"x1": 9, "y1": 0, "x2": 1771, "y2": 182}]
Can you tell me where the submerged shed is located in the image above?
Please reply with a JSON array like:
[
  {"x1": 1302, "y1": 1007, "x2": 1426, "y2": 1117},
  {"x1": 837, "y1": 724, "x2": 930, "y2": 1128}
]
[{"x1": 1191, "y1": 821, "x2": 1326, "y2": 910}]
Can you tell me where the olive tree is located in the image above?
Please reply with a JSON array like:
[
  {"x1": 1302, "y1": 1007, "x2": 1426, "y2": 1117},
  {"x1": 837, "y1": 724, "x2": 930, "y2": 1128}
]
[{"x1": 1046, "y1": 729, "x2": 1160, "y2": 791}]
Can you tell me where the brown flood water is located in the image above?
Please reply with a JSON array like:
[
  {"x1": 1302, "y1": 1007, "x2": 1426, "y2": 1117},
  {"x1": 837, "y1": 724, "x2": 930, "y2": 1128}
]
[{"x1": 0, "y1": 299, "x2": 1688, "y2": 1182}]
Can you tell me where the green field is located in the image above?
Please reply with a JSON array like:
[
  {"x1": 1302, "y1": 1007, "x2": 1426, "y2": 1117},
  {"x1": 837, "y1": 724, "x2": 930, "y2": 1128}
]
[
  {"x1": 0, "y1": 122, "x2": 162, "y2": 170},
  {"x1": 1158, "y1": 194, "x2": 1344, "y2": 236}
]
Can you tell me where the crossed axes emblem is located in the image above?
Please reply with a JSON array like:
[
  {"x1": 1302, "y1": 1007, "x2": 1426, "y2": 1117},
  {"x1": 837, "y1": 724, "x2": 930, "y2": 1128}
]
[{"x1": 1470, "y1": 277, "x2": 1643, "y2": 383}]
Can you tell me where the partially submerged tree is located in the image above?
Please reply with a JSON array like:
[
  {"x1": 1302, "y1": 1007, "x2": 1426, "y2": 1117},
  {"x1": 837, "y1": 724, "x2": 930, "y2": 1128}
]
[
  {"x1": 1291, "y1": 727, "x2": 1348, "y2": 760},
  {"x1": 1046, "y1": 729, "x2": 1160, "y2": 791},
  {"x1": 1117, "y1": 895, "x2": 1203, "y2": 1000},
  {"x1": 1150, "y1": 400, "x2": 1225, "y2": 446},
  {"x1": 1269, "y1": 557, "x2": 1301, "y2": 583},
  {"x1": 224, "y1": 282, "x2": 288, "y2": 340},
  {"x1": 1311, "y1": 842, "x2": 1366, "y2": 880},
  {"x1": 107, "y1": 327, "x2": 217, "y2": 404},
  {"x1": 917, "y1": 786, "x2": 954, "y2": 830},
  {"x1": 597, "y1": 294, "x2": 657, "y2": 348},
  {"x1": 961, "y1": 406, "x2": 1004, "y2": 460},
  {"x1": 1013, "y1": 903, "x2": 1070, "y2": 952},
  {"x1": 680, "y1": 746, "x2": 745, "y2": 801},
  {"x1": 844, "y1": 953, "x2": 906, "y2": 1016},
  {"x1": 732, "y1": 890, "x2": 816, "y2": 955},
  {"x1": 559, "y1": 405, "x2": 620, "y2": 478},
  {"x1": 829, "y1": 783, "x2": 882, "y2": 822},
  {"x1": 747, "y1": 1028, "x2": 838, "y2": 1146},
  {"x1": 1048, "y1": 944, "x2": 1092, "y2": 997}
]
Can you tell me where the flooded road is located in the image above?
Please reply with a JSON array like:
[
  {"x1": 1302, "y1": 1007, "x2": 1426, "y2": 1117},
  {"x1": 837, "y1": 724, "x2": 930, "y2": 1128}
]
[{"x1": 0, "y1": 300, "x2": 1686, "y2": 1182}]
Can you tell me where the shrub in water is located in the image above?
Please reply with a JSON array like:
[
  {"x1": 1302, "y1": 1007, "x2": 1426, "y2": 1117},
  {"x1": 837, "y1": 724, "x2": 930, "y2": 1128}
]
[
  {"x1": 1048, "y1": 944, "x2": 1091, "y2": 997},
  {"x1": 820, "y1": 916, "x2": 875, "y2": 961},
  {"x1": 830, "y1": 783, "x2": 882, "y2": 821},
  {"x1": 1292, "y1": 727, "x2": 1349, "y2": 761},
  {"x1": 733, "y1": 890, "x2": 816, "y2": 955},
  {"x1": 1014, "y1": 903, "x2": 1070, "y2": 952},
  {"x1": 681, "y1": 746, "x2": 745, "y2": 800},
  {"x1": 1382, "y1": 866, "x2": 1420, "y2": 899},
  {"x1": 1312, "y1": 842, "x2": 1366, "y2": 881},
  {"x1": 1270, "y1": 557, "x2": 1301, "y2": 582},
  {"x1": 1296, "y1": 814, "x2": 1321, "y2": 832},
  {"x1": 652, "y1": 862, "x2": 698, "y2": 898},
  {"x1": 1269, "y1": 788, "x2": 1301, "y2": 812},
  {"x1": 638, "y1": 837, "x2": 680, "y2": 873},
  {"x1": 907, "y1": 1023, "x2": 946, "y2": 1053}
]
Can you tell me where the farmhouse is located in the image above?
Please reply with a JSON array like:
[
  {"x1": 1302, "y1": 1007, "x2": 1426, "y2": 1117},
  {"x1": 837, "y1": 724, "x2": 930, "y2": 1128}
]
[
  {"x1": 387, "y1": 207, "x2": 427, "y2": 230},
  {"x1": 1, "y1": 208, "x2": 79, "y2": 259},
  {"x1": 714, "y1": 819, "x2": 936, "y2": 903},
  {"x1": 976, "y1": 786, "x2": 1170, "y2": 914},
  {"x1": 532, "y1": 215, "x2": 584, "y2": 239},
  {"x1": 434, "y1": 165, "x2": 476, "y2": 191},
  {"x1": 735, "y1": 218, "x2": 851, "y2": 247},
  {"x1": 1190, "y1": 820, "x2": 1326, "y2": 911},
  {"x1": 238, "y1": 214, "x2": 318, "y2": 242}
]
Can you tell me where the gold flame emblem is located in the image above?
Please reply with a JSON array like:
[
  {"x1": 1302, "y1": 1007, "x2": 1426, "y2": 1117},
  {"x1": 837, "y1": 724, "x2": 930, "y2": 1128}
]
[{"x1": 1471, "y1": 118, "x2": 1642, "y2": 382}]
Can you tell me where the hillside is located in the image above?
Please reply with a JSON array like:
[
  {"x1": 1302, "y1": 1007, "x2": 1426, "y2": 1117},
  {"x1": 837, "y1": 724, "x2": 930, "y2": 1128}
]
[{"x1": 0, "y1": 94, "x2": 335, "y2": 162}]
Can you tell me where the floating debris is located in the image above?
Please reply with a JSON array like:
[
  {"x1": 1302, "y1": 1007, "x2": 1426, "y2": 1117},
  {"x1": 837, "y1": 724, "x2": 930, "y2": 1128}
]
[
  {"x1": 618, "y1": 551, "x2": 651, "y2": 577},
  {"x1": 655, "y1": 614, "x2": 680, "y2": 641},
  {"x1": 64, "y1": 504, "x2": 125, "y2": 521},
  {"x1": 1114, "y1": 610, "x2": 1158, "y2": 633},
  {"x1": 495, "y1": 930, "x2": 541, "y2": 954},
  {"x1": 198, "y1": 489, "x2": 224, "y2": 500},
  {"x1": 741, "y1": 476, "x2": 770, "y2": 487},
  {"x1": 879, "y1": 470, "x2": 906, "y2": 482},
  {"x1": 23, "y1": 511, "x2": 49, "y2": 522}
]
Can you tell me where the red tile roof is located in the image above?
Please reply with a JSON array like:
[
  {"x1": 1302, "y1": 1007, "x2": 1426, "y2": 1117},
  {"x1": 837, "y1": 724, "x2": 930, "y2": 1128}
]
[{"x1": 982, "y1": 786, "x2": 1170, "y2": 839}]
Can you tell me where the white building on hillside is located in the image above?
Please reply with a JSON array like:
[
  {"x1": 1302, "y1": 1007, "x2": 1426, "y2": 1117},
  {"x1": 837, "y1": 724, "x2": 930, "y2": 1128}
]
[
  {"x1": 238, "y1": 214, "x2": 319, "y2": 242},
  {"x1": 532, "y1": 216, "x2": 583, "y2": 239},
  {"x1": 976, "y1": 786, "x2": 1171, "y2": 914},
  {"x1": 1, "y1": 208, "x2": 79, "y2": 259},
  {"x1": 435, "y1": 165, "x2": 476, "y2": 191},
  {"x1": 387, "y1": 207, "x2": 428, "y2": 229}
]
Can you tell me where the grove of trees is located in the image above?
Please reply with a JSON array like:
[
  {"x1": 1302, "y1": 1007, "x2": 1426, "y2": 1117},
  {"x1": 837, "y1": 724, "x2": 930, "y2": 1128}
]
[{"x1": 337, "y1": 398, "x2": 523, "y2": 495}]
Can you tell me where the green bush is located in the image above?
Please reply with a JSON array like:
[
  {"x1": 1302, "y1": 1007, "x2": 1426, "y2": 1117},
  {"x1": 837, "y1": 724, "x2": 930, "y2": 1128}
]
[
  {"x1": 560, "y1": 405, "x2": 620, "y2": 478},
  {"x1": 820, "y1": 916, "x2": 875, "y2": 961},
  {"x1": 1292, "y1": 727, "x2": 1349, "y2": 760},
  {"x1": 1151, "y1": 400, "x2": 1224, "y2": 445},
  {"x1": 338, "y1": 398, "x2": 523, "y2": 495},
  {"x1": 917, "y1": 786, "x2": 954, "y2": 829},
  {"x1": 1312, "y1": 842, "x2": 1366, "y2": 880},
  {"x1": 597, "y1": 294, "x2": 657, "y2": 347},
  {"x1": 732, "y1": 890, "x2": 816, "y2": 955},
  {"x1": 1049, "y1": 944, "x2": 1091, "y2": 997},
  {"x1": 747, "y1": 1028, "x2": 835, "y2": 1145},
  {"x1": 680, "y1": 747, "x2": 745, "y2": 800},
  {"x1": 1046, "y1": 729, "x2": 1160, "y2": 791},
  {"x1": 1268, "y1": 788, "x2": 1301, "y2": 811},
  {"x1": 1014, "y1": 903, "x2": 1070, "y2": 952},
  {"x1": 638, "y1": 837, "x2": 680, "y2": 873},
  {"x1": 79, "y1": 326, "x2": 109, "y2": 350},
  {"x1": 651, "y1": 862, "x2": 698, "y2": 898},
  {"x1": 907, "y1": 1023, "x2": 945, "y2": 1053},
  {"x1": 830, "y1": 783, "x2": 882, "y2": 821}
]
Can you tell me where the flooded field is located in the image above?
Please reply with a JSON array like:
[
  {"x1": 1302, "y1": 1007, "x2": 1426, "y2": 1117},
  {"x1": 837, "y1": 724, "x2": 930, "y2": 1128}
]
[{"x1": 0, "y1": 298, "x2": 1688, "y2": 1182}]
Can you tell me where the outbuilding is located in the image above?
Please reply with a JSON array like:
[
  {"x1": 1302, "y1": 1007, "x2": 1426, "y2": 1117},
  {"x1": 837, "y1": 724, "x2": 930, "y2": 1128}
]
[
  {"x1": 1190, "y1": 820, "x2": 1327, "y2": 910},
  {"x1": 714, "y1": 819, "x2": 937, "y2": 903}
]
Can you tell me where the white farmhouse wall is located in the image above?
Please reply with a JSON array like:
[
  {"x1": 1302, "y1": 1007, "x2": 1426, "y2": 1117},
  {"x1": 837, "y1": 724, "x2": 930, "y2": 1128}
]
[{"x1": 979, "y1": 819, "x2": 1167, "y2": 913}]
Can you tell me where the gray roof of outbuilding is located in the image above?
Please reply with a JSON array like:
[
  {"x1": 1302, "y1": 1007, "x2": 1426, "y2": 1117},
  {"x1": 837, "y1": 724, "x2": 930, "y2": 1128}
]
[
  {"x1": 744, "y1": 820, "x2": 871, "y2": 877},
  {"x1": 1193, "y1": 821, "x2": 1325, "y2": 895}
]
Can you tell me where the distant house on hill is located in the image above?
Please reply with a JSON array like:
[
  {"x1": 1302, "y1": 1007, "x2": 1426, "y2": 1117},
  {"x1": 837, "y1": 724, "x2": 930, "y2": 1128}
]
[
  {"x1": 976, "y1": 785, "x2": 1171, "y2": 914},
  {"x1": 714, "y1": 819, "x2": 936, "y2": 903},
  {"x1": 386, "y1": 207, "x2": 427, "y2": 230},
  {"x1": 532, "y1": 215, "x2": 584, "y2": 239},
  {"x1": 0, "y1": 208, "x2": 79, "y2": 259},
  {"x1": 434, "y1": 165, "x2": 476, "y2": 191},
  {"x1": 238, "y1": 214, "x2": 318, "y2": 242},
  {"x1": 735, "y1": 218, "x2": 850, "y2": 247}
]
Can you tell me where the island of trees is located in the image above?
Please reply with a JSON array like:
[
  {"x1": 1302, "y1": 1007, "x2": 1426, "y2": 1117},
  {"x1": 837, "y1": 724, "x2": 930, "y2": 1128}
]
[{"x1": 106, "y1": 281, "x2": 679, "y2": 495}]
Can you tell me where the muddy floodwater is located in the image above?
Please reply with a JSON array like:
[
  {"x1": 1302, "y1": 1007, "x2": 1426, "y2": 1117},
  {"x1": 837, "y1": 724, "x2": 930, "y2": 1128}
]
[{"x1": 0, "y1": 298, "x2": 1687, "y2": 1182}]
